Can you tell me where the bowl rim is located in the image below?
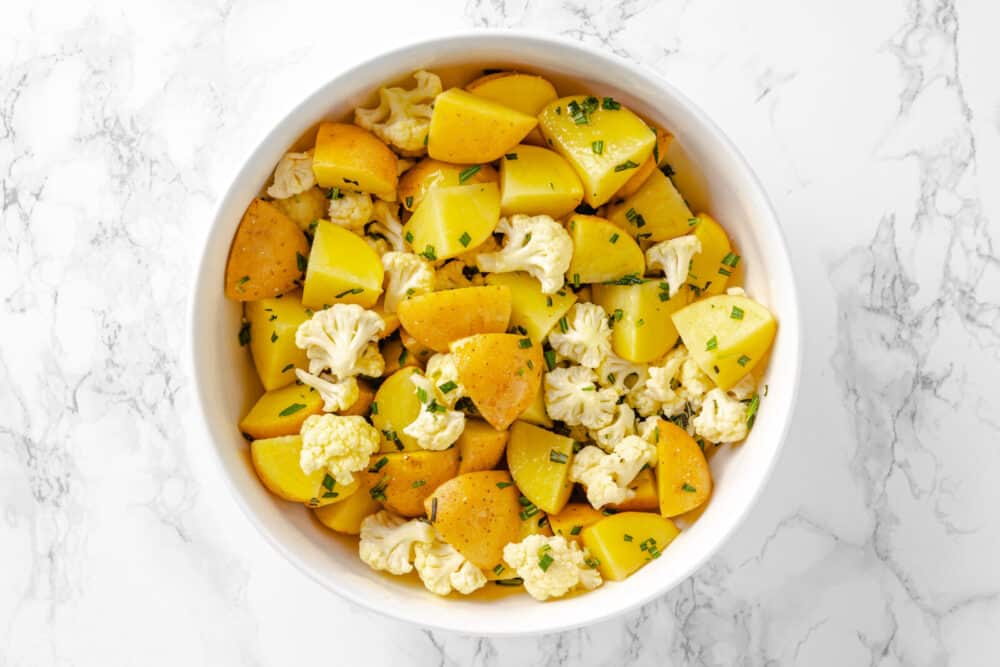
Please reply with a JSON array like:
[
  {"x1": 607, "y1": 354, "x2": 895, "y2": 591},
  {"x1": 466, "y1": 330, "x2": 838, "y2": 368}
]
[{"x1": 187, "y1": 29, "x2": 803, "y2": 637}]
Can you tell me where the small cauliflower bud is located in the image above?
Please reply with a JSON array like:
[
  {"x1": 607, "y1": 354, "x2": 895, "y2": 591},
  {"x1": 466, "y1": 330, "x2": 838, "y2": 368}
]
[
  {"x1": 266, "y1": 151, "x2": 315, "y2": 199},
  {"x1": 598, "y1": 352, "x2": 649, "y2": 395},
  {"x1": 434, "y1": 260, "x2": 484, "y2": 290},
  {"x1": 502, "y1": 534, "x2": 602, "y2": 601},
  {"x1": 327, "y1": 190, "x2": 374, "y2": 231},
  {"x1": 549, "y1": 302, "x2": 612, "y2": 369},
  {"x1": 296, "y1": 304, "x2": 385, "y2": 380},
  {"x1": 636, "y1": 416, "x2": 662, "y2": 445},
  {"x1": 678, "y1": 354, "x2": 714, "y2": 411},
  {"x1": 295, "y1": 370, "x2": 360, "y2": 412},
  {"x1": 300, "y1": 414, "x2": 380, "y2": 486},
  {"x1": 727, "y1": 371, "x2": 757, "y2": 401},
  {"x1": 544, "y1": 365, "x2": 618, "y2": 430},
  {"x1": 692, "y1": 388, "x2": 749, "y2": 443},
  {"x1": 403, "y1": 373, "x2": 465, "y2": 450},
  {"x1": 589, "y1": 403, "x2": 637, "y2": 452},
  {"x1": 569, "y1": 435, "x2": 656, "y2": 509},
  {"x1": 413, "y1": 538, "x2": 487, "y2": 596},
  {"x1": 476, "y1": 214, "x2": 573, "y2": 294},
  {"x1": 359, "y1": 511, "x2": 435, "y2": 575},
  {"x1": 626, "y1": 346, "x2": 688, "y2": 418},
  {"x1": 424, "y1": 353, "x2": 466, "y2": 408},
  {"x1": 354, "y1": 70, "x2": 442, "y2": 155},
  {"x1": 364, "y1": 199, "x2": 406, "y2": 255},
  {"x1": 726, "y1": 286, "x2": 746, "y2": 296},
  {"x1": 381, "y1": 252, "x2": 435, "y2": 313},
  {"x1": 646, "y1": 235, "x2": 702, "y2": 298}
]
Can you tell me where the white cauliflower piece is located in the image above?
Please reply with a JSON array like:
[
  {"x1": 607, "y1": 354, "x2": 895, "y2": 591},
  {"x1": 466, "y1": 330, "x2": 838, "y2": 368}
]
[
  {"x1": 358, "y1": 511, "x2": 435, "y2": 575},
  {"x1": 726, "y1": 286, "x2": 746, "y2": 296},
  {"x1": 589, "y1": 403, "x2": 637, "y2": 452},
  {"x1": 299, "y1": 414, "x2": 380, "y2": 486},
  {"x1": 424, "y1": 353, "x2": 466, "y2": 409},
  {"x1": 569, "y1": 436, "x2": 656, "y2": 509},
  {"x1": 434, "y1": 259, "x2": 484, "y2": 290},
  {"x1": 402, "y1": 373, "x2": 465, "y2": 450},
  {"x1": 549, "y1": 302, "x2": 612, "y2": 369},
  {"x1": 354, "y1": 70, "x2": 442, "y2": 155},
  {"x1": 413, "y1": 538, "x2": 487, "y2": 596},
  {"x1": 364, "y1": 199, "x2": 406, "y2": 255},
  {"x1": 294, "y1": 370, "x2": 359, "y2": 413},
  {"x1": 295, "y1": 304, "x2": 385, "y2": 380},
  {"x1": 544, "y1": 365, "x2": 618, "y2": 430},
  {"x1": 728, "y1": 371, "x2": 757, "y2": 401},
  {"x1": 597, "y1": 352, "x2": 648, "y2": 394},
  {"x1": 502, "y1": 534, "x2": 602, "y2": 601},
  {"x1": 266, "y1": 151, "x2": 315, "y2": 199},
  {"x1": 645, "y1": 235, "x2": 702, "y2": 298},
  {"x1": 327, "y1": 190, "x2": 373, "y2": 231},
  {"x1": 692, "y1": 388, "x2": 749, "y2": 443},
  {"x1": 476, "y1": 214, "x2": 573, "y2": 294},
  {"x1": 678, "y1": 355, "x2": 714, "y2": 411},
  {"x1": 636, "y1": 416, "x2": 662, "y2": 445},
  {"x1": 381, "y1": 251, "x2": 435, "y2": 313},
  {"x1": 627, "y1": 347, "x2": 687, "y2": 417}
]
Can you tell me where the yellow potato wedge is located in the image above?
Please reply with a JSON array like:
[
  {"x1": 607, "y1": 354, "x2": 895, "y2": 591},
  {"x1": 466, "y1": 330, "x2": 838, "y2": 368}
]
[
  {"x1": 379, "y1": 336, "x2": 421, "y2": 377},
  {"x1": 549, "y1": 503, "x2": 605, "y2": 545},
  {"x1": 250, "y1": 435, "x2": 359, "y2": 507},
  {"x1": 451, "y1": 333, "x2": 544, "y2": 430},
  {"x1": 313, "y1": 470, "x2": 382, "y2": 534},
  {"x1": 457, "y1": 419, "x2": 510, "y2": 475},
  {"x1": 396, "y1": 285, "x2": 512, "y2": 352},
  {"x1": 225, "y1": 199, "x2": 309, "y2": 301},
  {"x1": 591, "y1": 279, "x2": 689, "y2": 363},
  {"x1": 239, "y1": 383, "x2": 324, "y2": 439},
  {"x1": 403, "y1": 182, "x2": 501, "y2": 261},
  {"x1": 606, "y1": 168, "x2": 693, "y2": 243},
  {"x1": 613, "y1": 126, "x2": 674, "y2": 199},
  {"x1": 301, "y1": 220, "x2": 383, "y2": 309},
  {"x1": 609, "y1": 468, "x2": 659, "y2": 512},
  {"x1": 566, "y1": 214, "x2": 645, "y2": 284},
  {"x1": 425, "y1": 470, "x2": 523, "y2": 569},
  {"x1": 428, "y1": 88, "x2": 538, "y2": 164},
  {"x1": 506, "y1": 421, "x2": 575, "y2": 515},
  {"x1": 245, "y1": 290, "x2": 311, "y2": 391},
  {"x1": 687, "y1": 213, "x2": 734, "y2": 297},
  {"x1": 370, "y1": 448, "x2": 460, "y2": 518},
  {"x1": 370, "y1": 367, "x2": 424, "y2": 452},
  {"x1": 484, "y1": 272, "x2": 576, "y2": 345},
  {"x1": 499, "y1": 145, "x2": 583, "y2": 218},
  {"x1": 466, "y1": 71, "x2": 557, "y2": 146},
  {"x1": 655, "y1": 420, "x2": 712, "y2": 517},
  {"x1": 311, "y1": 122, "x2": 398, "y2": 199},
  {"x1": 398, "y1": 158, "x2": 498, "y2": 212},
  {"x1": 581, "y1": 511, "x2": 680, "y2": 581}
]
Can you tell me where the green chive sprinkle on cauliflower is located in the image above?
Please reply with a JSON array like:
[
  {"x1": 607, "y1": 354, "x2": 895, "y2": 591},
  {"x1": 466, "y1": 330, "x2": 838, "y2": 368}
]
[
  {"x1": 327, "y1": 190, "x2": 374, "y2": 231},
  {"x1": 476, "y1": 214, "x2": 573, "y2": 294},
  {"x1": 359, "y1": 510, "x2": 435, "y2": 575},
  {"x1": 544, "y1": 365, "x2": 618, "y2": 430},
  {"x1": 569, "y1": 435, "x2": 656, "y2": 509},
  {"x1": 381, "y1": 251, "x2": 435, "y2": 313},
  {"x1": 299, "y1": 414, "x2": 380, "y2": 487},
  {"x1": 548, "y1": 302, "x2": 612, "y2": 369},
  {"x1": 402, "y1": 372, "x2": 465, "y2": 450},
  {"x1": 354, "y1": 70, "x2": 442, "y2": 155},
  {"x1": 501, "y1": 534, "x2": 602, "y2": 601}
]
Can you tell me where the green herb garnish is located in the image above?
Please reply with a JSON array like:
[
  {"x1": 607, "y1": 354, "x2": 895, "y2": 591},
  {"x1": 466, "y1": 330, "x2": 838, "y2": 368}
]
[
  {"x1": 278, "y1": 403, "x2": 306, "y2": 417},
  {"x1": 549, "y1": 450, "x2": 568, "y2": 464},
  {"x1": 458, "y1": 165, "x2": 481, "y2": 183}
]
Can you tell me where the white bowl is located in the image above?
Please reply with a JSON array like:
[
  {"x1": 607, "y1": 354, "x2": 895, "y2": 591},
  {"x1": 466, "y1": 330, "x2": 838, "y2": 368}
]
[{"x1": 189, "y1": 31, "x2": 802, "y2": 637}]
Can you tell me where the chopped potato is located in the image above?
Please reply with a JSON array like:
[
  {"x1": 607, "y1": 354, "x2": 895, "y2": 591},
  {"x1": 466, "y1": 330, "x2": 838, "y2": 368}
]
[{"x1": 225, "y1": 199, "x2": 309, "y2": 301}]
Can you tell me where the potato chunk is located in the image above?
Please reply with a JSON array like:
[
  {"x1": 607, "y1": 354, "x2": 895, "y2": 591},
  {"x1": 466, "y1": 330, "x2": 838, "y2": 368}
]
[
  {"x1": 428, "y1": 88, "x2": 537, "y2": 164},
  {"x1": 671, "y1": 294, "x2": 777, "y2": 390},
  {"x1": 272, "y1": 187, "x2": 328, "y2": 234},
  {"x1": 451, "y1": 333, "x2": 544, "y2": 430},
  {"x1": 313, "y1": 471, "x2": 382, "y2": 534},
  {"x1": 613, "y1": 126, "x2": 674, "y2": 199},
  {"x1": 538, "y1": 96, "x2": 655, "y2": 207},
  {"x1": 425, "y1": 470, "x2": 523, "y2": 569},
  {"x1": 687, "y1": 213, "x2": 734, "y2": 297},
  {"x1": 608, "y1": 468, "x2": 659, "y2": 512},
  {"x1": 245, "y1": 290, "x2": 311, "y2": 390},
  {"x1": 606, "y1": 168, "x2": 693, "y2": 243},
  {"x1": 549, "y1": 503, "x2": 604, "y2": 545},
  {"x1": 484, "y1": 271, "x2": 576, "y2": 345},
  {"x1": 457, "y1": 419, "x2": 510, "y2": 474},
  {"x1": 301, "y1": 220, "x2": 383, "y2": 309},
  {"x1": 250, "y1": 435, "x2": 359, "y2": 506},
  {"x1": 506, "y1": 421, "x2": 575, "y2": 515},
  {"x1": 466, "y1": 72, "x2": 557, "y2": 146},
  {"x1": 396, "y1": 285, "x2": 512, "y2": 352},
  {"x1": 655, "y1": 420, "x2": 712, "y2": 517},
  {"x1": 580, "y1": 511, "x2": 680, "y2": 581},
  {"x1": 499, "y1": 145, "x2": 583, "y2": 218},
  {"x1": 370, "y1": 367, "x2": 423, "y2": 452},
  {"x1": 566, "y1": 214, "x2": 645, "y2": 284},
  {"x1": 225, "y1": 199, "x2": 309, "y2": 301},
  {"x1": 372, "y1": 448, "x2": 459, "y2": 517},
  {"x1": 398, "y1": 158, "x2": 498, "y2": 212},
  {"x1": 311, "y1": 122, "x2": 398, "y2": 199},
  {"x1": 239, "y1": 383, "x2": 324, "y2": 439},
  {"x1": 592, "y1": 280, "x2": 689, "y2": 363},
  {"x1": 402, "y1": 182, "x2": 501, "y2": 261}
]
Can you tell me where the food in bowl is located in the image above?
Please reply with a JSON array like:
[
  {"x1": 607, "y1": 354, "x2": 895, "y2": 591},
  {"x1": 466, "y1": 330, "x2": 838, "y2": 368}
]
[{"x1": 223, "y1": 68, "x2": 777, "y2": 602}]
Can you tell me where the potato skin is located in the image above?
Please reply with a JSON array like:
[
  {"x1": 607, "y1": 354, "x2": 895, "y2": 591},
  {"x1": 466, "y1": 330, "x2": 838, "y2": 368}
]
[
  {"x1": 374, "y1": 448, "x2": 460, "y2": 517},
  {"x1": 313, "y1": 470, "x2": 382, "y2": 534},
  {"x1": 396, "y1": 285, "x2": 512, "y2": 353},
  {"x1": 225, "y1": 199, "x2": 309, "y2": 301},
  {"x1": 457, "y1": 419, "x2": 510, "y2": 475},
  {"x1": 398, "y1": 158, "x2": 498, "y2": 212},
  {"x1": 656, "y1": 420, "x2": 711, "y2": 517},
  {"x1": 424, "y1": 470, "x2": 522, "y2": 569},
  {"x1": 451, "y1": 333, "x2": 544, "y2": 431},
  {"x1": 311, "y1": 122, "x2": 398, "y2": 199},
  {"x1": 428, "y1": 88, "x2": 537, "y2": 164}
]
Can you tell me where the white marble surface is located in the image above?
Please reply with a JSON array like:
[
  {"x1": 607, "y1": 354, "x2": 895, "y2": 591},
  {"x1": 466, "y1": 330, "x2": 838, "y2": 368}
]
[{"x1": 2, "y1": 0, "x2": 998, "y2": 664}]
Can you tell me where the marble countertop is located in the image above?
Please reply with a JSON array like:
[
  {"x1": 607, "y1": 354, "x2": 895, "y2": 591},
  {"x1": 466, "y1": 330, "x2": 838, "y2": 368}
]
[{"x1": 2, "y1": 0, "x2": 998, "y2": 664}]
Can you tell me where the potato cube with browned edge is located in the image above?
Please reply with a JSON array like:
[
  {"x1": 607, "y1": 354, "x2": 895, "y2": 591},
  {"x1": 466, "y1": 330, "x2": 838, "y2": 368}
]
[
  {"x1": 655, "y1": 420, "x2": 712, "y2": 517},
  {"x1": 457, "y1": 419, "x2": 510, "y2": 475},
  {"x1": 428, "y1": 88, "x2": 537, "y2": 164},
  {"x1": 225, "y1": 199, "x2": 310, "y2": 301},
  {"x1": 451, "y1": 333, "x2": 543, "y2": 431},
  {"x1": 311, "y1": 122, "x2": 398, "y2": 200},
  {"x1": 370, "y1": 448, "x2": 460, "y2": 518},
  {"x1": 396, "y1": 285, "x2": 512, "y2": 353}
]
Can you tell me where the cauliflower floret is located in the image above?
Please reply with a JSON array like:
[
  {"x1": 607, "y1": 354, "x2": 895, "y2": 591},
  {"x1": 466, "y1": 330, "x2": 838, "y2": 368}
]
[
  {"x1": 358, "y1": 510, "x2": 435, "y2": 575},
  {"x1": 589, "y1": 403, "x2": 637, "y2": 452},
  {"x1": 402, "y1": 373, "x2": 465, "y2": 450},
  {"x1": 549, "y1": 302, "x2": 612, "y2": 369},
  {"x1": 294, "y1": 370, "x2": 359, "y2": 412},
  {"x1": 569, "y1": 435, "x2": 656, "y2": 509},
  {"x1": 726, "y1": 286, "x2": 746, "y2": 296},
  {"x1": 728, "y1": 371, "x2": 757, "y2": 401},
  {"x1": 678, "y1": 355, "x2": 714, "y2": 411},
  {"x1": 296, "y1": 304, "x2": 385, "y2": 380},
  {"x1": 645, "y1": 235, "x2": 702, "y2": 298},
  {"x1": 354, "y1": 70, "x2": 442, "y2": 155},
  {"x1": 381, "y1": 251, "x2": 435, "y2": 313},
  {"x1": 413, "y1": 537, "x2": 487, "y2": 596},
  {"x1": 326, "y1": 190, "x2": 374, "y2": 231},
  {"x1": 266, "y1": 151, "x2": 315, "y2": 199},
  {"x1": 299, "y1": 414, "x2": 380, "y2": 486},
  {"x1": 544, "y1": 365, "x2": 618, "y2": 430},
  {"x1": 597, "y1": 352, "x2": 649, "y2": 395},
  {"x1": 476, "y1": 214, "x2": 573, "y2": 294},
  {"x1": 627, "y1": 347, "x2": 687, "y2": 417},
  {"x1": 501, "y1": 534, "x2": 602, "y2": 601},
  {"x1": 692, "y1": 388, "x2": 749, "y2": 443},
  {"x1": 636, "y1": 416, "x2": 662, "y2": 445},
  {"x1": 434, "y1": 259, "x2": 484, "y2": 290},
  {"x1": 364, "y1": 199, "x2": 406, "y2": 255},
  {"x1": 424, "y1": 353, "x2": 466, "y2": 408}
]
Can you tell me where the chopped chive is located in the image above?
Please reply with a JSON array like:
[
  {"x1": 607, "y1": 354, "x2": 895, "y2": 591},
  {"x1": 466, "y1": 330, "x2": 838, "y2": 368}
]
[
  {"x1": 612, "y1": 308, "x2": 623, "y2": 322},
  {"x1": 429, "y1": 497, "x2": 438, "y2": 521},
  {"x1": 706, "y1": 336, "x2": 718, "y2": 351},
  {"x1": 281, "y1": 363, "x2": 294, "y2": 373},
  {"x1": 405, "y1": 196, "x2": 414, "y2": 208},
  {"x1": 746, "y1": 393, "x2": 761, "y2": 428},
  {"x1": 718, "y1": 267, "x2": 733, "y2": 276},
  {"x1": 493, "y1": 564, "x2": 505, "y2": 575},
  {"x1": 278, "y1": 403, "x2": 306, "y2": 417},
  {"x1": 546, "y1": 296, "x2": 553, "y2": 307},
  {"x1": 722, "y1": 252, "x2": 741, "y2": 267},
  {"x1": 495, "y1": 578, "x2": 523, "y2": 586},
  {"x1": 322, "y1": 474, "x2": 335, "y2": 491},
  {"x1": 505, "y1": 152, "x2": 518, "y2": 160},
  {"x1": 544, "y1": 349, "x2": 557, "y2": 371},
  {"x1": 610, "y1": 233, "x2": 619, "y2": 244},
  {"x1": 592, "y1": 139, "x2": 604, "y2": 155},
  {"x1": 518, "y1": 338, "x2": 532, "y2": 349},
  {"x1": 411, "y1": 479, "x2": 426, "y2": 488},
  {"x1": 458, "y1": 165, "x2": 481, "y2": 183},
  {"x1": 558, "y1": 316, "x2": 569, "y2": 333},
  {"x1": 549, "y1": 450, "x2": 568, "y2": 464},
  {"x1": 688, "y1": 217, "x2": 700, "y2": 227},
  {"x1": 438, "y1": 380, "x2": 458, "y2": 394},
  {"x1": 238, "y1": 322, "x2": 251, "y2": 346},
  {"x1": 572, "y1": 273, "x2": 580, "y2": 288},
  {"x1": 614, "y1": 160, "x2": 639, "y2": 172},
  {"x1": 404, "y1": 230, "x2": 414, "y2": 243},
  {"x1": 624, "y1": 534, "x2": 633, "y2": 542},
  {"x1": 738, "y1": 354, "x2": 751, "y2": 367},
  {"x1": 570, "y1": 525, "x2": 582, "y2": 536},
  {"x1": 496, "y1": 481, "x2": 513, "y2": 489},
  {"x1": 268, "y1": 331, "x2": 277, "y2": 343},
  {"x1": 326, "y1": 187, "x2": 342, "y2": 200},
  {"x1": 416, "y1": 387, "x2": 428, "y2": 403},
  {"x1": 682, "y1": 483, "x2": 697, "y2": 493},
  {"x1": 369, "y1": 456, "x2": 389, "y2": 473},
  {"x1": 603, "y1": 273, "x2": 645, "y2": 285},
  {"x1": 420, "y1": 245, "x2": 437, "y2": 261},
  {"x1": 398, "y1": 348, "x2": 409, "y2": 365},
  {"x1": 526, "y1": 359, "x2": 534, "y2": 370},
  {"x1": 335, "y1": 287, "x2": 364, "y2": 298},
  {"x1": 538, "y1": 553, "x2": 554, "y2": 571},
  {"x1": 370, "y1": 401, "x2": 379, "y2": 415},
  {"x1": 601, "y1": 97, "x2": 621, "y2": 110},
  {"x1": 458, "y1": 231, "x2": 472, "y2": 247},
  {"x1": 731, "y1": 306, "x2": 745, "y2": 320},
  {"x1": 296, "y1": 252, "x2": 308, "y2": 272}
]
